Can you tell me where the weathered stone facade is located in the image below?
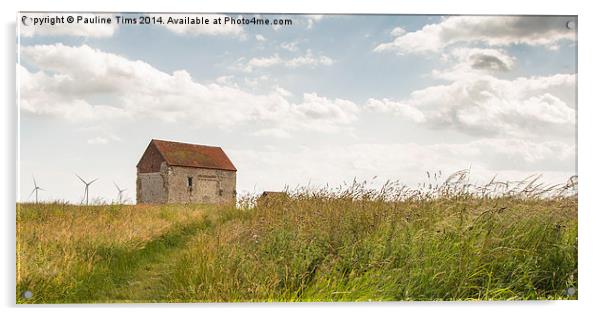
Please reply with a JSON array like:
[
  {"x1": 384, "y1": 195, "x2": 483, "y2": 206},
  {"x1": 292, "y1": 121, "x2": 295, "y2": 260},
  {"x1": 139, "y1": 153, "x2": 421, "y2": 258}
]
[
  {"x1": 136, "y1": 140, "x2": 237, "y2": 205},
  {"x1": 137, "y1": 163, "x2": 236, "y2": 204},
  {"x1": 137, "y1": 171, "x2": 167, "y2": 203}
]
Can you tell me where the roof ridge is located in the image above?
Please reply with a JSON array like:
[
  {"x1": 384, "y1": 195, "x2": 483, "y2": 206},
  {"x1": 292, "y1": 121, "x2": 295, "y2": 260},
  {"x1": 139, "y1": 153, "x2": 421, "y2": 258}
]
[
  {"x1": 152, "y1": 139, "x2": 221, "y2": 148},
  {"x1": 147, "y1": 139, "x2": 237, "y2": 172}
]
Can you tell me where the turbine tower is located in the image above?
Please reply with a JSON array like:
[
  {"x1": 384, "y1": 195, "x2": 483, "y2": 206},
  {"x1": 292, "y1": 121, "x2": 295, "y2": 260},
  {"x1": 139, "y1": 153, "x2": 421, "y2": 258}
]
[
  {"x1": 76, "y1": 174, "x2": 98, "y2": 205},
  {"x1": 113, "y1": 182, "x2": 126, "y2": 204},
  {"x1": 29, "y1": 176, "x2": 44, "y2": 204}
]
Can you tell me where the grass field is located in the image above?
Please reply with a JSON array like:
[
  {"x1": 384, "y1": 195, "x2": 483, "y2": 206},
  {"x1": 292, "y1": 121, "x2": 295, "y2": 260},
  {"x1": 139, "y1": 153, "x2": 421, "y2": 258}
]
[{"x1": 16, "y1": 174, "x2": 578, "y2": 303}]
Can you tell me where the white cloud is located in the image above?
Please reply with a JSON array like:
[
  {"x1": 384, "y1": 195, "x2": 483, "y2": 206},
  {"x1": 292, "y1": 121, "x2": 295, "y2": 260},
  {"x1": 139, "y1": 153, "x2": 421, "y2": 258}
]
[
  {"x1": 245, "y1": 55, "x2": 283, "y2": 70},
  {"x1": 421, "y1": 74, "x2": 576, "y2": 136},
  {"x1": 371, "y1": 17, "x2": 576, "y2": 138},
  {"x1": 280, "y1": 41, "x2": 299, "y2": 52},
  {"x1": 243, "y1": 75, "x2": 269, "y2": 88},
  {"x1": 151, "y1": 14, "x2": 245, "y2": 37},
  {"x1": 274, "y1": 86, "x2": 292, "y2": 97},
  {"x1": 19, "y1": 44, "x2": 356, "y2": 134},
  {"x1": 367, "y1": 73, "x2": 575, "y2": 137},
  {"x1": 306, "y1": 15, "x2": 324, "y2": 29},
  {"x1": 239, "y1": 50, "x2": 334, "y2": 72},
  {"x1": 461, "y1": 48, "x2": 514, "y2": 72},
  {"x1": 390, "y1": 27, "x2": 406, "y2": 37},
  {"x1": 375, "y1": 16, "x2": 576, "y2": 54},
  {"x1": 371, "y1": 30, "x2": 575, "y2": 139},
  {"x1": 434, "y1": 48, "x2": 516, "y2": 80},
  {"x1": 365, "y1": 98, "x2": 425, "y2": 123},
  {"x1": 294, "y1": 93, "x2": 358, "y2": 126},
  {"x1": 255, "y1": 34, "x2": 266, "y2": 42},
  {"x1": 215, "y1": 75, "x2": 238, "y2": 87},
  {"x1": 19, "y1": 13, "x2": 118, "y2": 38},
  {"x1": 288, "y1": 51, "x2": 334, "y2": 68},
  {"x1": 17, "y1": 63, "x2": 131, "y2": 121}
]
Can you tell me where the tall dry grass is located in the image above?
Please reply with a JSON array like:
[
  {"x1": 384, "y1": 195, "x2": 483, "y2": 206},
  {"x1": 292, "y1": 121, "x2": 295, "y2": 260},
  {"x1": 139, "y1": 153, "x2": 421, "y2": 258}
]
[
  {"x1": 17, "y1": 203, "x2": 213, "y2": 302},
  {"x1": 17, "y1": 172, "x2": 577, "y2": 303}
]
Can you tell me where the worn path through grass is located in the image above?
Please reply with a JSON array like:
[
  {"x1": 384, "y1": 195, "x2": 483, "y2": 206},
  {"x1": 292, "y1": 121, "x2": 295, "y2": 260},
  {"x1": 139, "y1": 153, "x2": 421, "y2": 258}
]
[{"x1": 65, "y1": 217, "x2": 214, "y2": 303}]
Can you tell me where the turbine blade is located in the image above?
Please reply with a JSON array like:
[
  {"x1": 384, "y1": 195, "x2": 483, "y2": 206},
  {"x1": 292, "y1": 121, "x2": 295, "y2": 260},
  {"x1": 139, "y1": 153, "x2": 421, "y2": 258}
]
[
  {"x1": 76, "y1": 174, "x2": 86, "y2": 184},
  {"x1": 32, "y1": 176, "x2": 37, "y2": 187},
  {"x1": 89, "y1": 178, "x2": 99, "y2": 185},
  {"x1": 113, "y1": 181, "x2": 121, "y2": 191},
  {"x1": 28, "y1": 188, "x2": 36, "y2": 199}
]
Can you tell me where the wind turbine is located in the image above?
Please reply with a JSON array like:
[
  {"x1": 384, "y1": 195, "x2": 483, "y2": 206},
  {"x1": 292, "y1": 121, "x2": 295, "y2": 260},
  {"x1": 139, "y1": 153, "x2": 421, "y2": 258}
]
[
  {"x1": 113, "y1": 181, "x2": 126, "y2": 204},
  {"x1": 28, "y1": 176, "x2": 44, "y2": 204},
  {"x1": 76, "y1": 174, "x2": 98, "y2": 205}
]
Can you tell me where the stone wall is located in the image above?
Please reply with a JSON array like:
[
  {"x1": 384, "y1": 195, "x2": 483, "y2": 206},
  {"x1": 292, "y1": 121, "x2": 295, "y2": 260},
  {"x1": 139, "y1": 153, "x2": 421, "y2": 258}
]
[
  {"x1": 165, "y1": 166, "x2": 236, "y2": 204},
  {"x1": 137, "y1": 164, "x2": 236, "y2": 205},
  {"x1": 136, "y1": 171, "x2": 167, "y2": 204}
]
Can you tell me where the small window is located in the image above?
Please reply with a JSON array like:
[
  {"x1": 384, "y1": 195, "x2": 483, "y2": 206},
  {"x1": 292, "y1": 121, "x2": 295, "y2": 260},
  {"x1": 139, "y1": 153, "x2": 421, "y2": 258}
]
[{"x1": 187, "y1": 176, "x2": 193, "y2": 190}]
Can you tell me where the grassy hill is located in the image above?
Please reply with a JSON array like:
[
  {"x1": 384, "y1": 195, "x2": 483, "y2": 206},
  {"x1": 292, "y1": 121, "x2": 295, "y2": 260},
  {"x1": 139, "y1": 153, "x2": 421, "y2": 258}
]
[{"x1": 16, "y1": 176, "x2": 578, "y2": 303}]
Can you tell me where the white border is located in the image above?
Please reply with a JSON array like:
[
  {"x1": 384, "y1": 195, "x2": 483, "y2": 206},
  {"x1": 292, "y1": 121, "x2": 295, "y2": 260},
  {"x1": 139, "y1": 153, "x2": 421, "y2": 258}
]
[{"x1": 3, "y1": 1, "x2": 600, "y2": 316}]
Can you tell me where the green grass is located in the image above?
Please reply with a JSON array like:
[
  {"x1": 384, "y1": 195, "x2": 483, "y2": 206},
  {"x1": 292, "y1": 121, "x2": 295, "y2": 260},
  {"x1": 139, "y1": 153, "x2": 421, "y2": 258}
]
[{"x1": 16, "y1": 177, "x2": 578, "y2": 303}]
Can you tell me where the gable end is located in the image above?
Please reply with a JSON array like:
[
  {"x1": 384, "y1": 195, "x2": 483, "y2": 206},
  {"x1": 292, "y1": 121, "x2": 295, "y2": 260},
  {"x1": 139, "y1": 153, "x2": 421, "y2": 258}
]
[{"x1": 137, "y1": 141, "x2": 166, "y2": 173}]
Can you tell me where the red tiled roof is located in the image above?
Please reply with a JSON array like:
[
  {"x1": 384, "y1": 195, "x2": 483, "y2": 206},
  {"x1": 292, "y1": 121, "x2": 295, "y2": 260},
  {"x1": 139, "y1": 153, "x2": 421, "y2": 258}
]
[{"x1": 149, "y1": 139, "x2": 237, "y2": 171}]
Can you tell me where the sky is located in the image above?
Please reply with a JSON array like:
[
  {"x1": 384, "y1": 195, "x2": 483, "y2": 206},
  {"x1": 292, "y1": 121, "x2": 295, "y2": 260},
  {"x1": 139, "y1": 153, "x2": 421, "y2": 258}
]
[{"x1": 17, "y1": 13, "x2": 577, "y2": 203}]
